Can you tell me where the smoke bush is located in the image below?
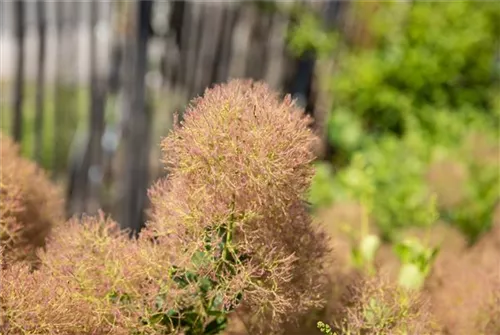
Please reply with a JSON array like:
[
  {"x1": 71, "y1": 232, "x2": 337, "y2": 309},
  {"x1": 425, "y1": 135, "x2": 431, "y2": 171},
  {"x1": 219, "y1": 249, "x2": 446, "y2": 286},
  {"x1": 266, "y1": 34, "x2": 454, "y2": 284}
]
[
  {"x1": 427, "y1": 221, "x2": 500, "y2": 335},
  {"x1": 476, "y1": 277, "x2": 500, "y2": 335},
  {"x1": 144, "y1": 79, "x2": 329, "y2": 331},
  {"x1": 318, "y1": 275, "x2": 438, "y2": 335},
  {"x1": 1, "y1": 80, "x2": 330, "y2": 334},
  {"x1": 0, "y1": 134, "x2": 63, "y2": 266},
  {"x1": 1, "y1": 214, "x2": 183, "y2": 334}
]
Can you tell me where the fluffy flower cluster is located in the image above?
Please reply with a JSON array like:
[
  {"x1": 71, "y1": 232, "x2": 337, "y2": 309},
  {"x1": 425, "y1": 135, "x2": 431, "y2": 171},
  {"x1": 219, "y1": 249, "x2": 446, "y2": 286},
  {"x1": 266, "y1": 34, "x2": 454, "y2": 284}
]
[
  {"x1": 317, "y1": 274, "x2": 438, "y2": 335},
  {"x1": 1, "y1": 80, "x2": 329, "y2": 334},
  {"x1": 427, "y1": 219, "x2": 500, "y2": 335},
  {"x1": 1, "y1": 215, "x2": 181, "y2": 334},
  {"x1": 0, "y1": 135, "x2": 63, "y2": 266},
  {"x1": 145, "y1": 79, "x2": 329, "y2": 330},
  {"x1": 343, "y1": 276, "x2": 437, "y2": 334}
]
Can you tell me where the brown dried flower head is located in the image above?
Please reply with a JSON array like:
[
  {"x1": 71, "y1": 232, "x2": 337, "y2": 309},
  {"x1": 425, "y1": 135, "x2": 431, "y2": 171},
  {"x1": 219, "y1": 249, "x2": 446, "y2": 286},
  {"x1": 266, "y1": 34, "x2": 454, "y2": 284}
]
[
  {"x1": 145, "y1": 79, "x2": 329, "y2": 329},
  {"x1": 333, "y1": 274, "x2": 439, "y2": 335},
  {"x1": 476, "y1": 276, "x2": 500, "y2": 335},
  {"x1": 0, "y1": 134, "x2": 64, "y2": 266},
  {"x1": 428, "y1": 220, "x2": 500, "y2": 335},
  {"x1": 1, "y1": 80, "x2": 330, "y2": 334},
  {"x1": 1, "y1": 213, "x2": 183, "y2": 334}
]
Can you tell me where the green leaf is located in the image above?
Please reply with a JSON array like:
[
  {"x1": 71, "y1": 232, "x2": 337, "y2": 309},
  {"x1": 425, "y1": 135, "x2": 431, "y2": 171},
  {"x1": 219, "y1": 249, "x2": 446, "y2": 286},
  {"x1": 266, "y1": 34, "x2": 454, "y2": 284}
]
[
  {"x1": 191, "y1": 251, "x2": 210, "y2": 268},
  {"x1": 204, "y1": 316, "x2": 228, "y2": 335},
  {"x1": 148, "y1": 313, "x2": 167, "y2": 325},
  {"x1": 198, "y1": 277, "x2": 213, "y2": 293},
  {"x1": 393, "y1": 242, "x2": 414, "y2": 264}
]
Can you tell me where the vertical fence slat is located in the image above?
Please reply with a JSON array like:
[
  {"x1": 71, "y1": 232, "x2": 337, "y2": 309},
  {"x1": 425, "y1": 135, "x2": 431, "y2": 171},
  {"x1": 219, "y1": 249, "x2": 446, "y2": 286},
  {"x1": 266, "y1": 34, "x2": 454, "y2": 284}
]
[
  {"x1": 120, "y1": 0, "x2": 153, "y2": 235},
  {"x1": 245, "y1": 9, "x2": 273, "y2": 80},
  {"x1": 12, "y1": 0, "x2": 25, "y2": 143},
  {"x1": 185, "y1": 3, "x2": 203, "y2": 100},
  {"x1": 34, "y1": 0, "x2": 46, "y2": 163},
  {"x1": 193, "y1": 3, "x2": 225, "y2": 96},
  {"x1": 264, "y1": 12, "x2": 288, "y2": 90},
  {"x1": 228, "y1": 6, "x2": 253, "y2": 79},
  {"x1": 213, "y1": 4, "x2": 239, "y2": 84},
  {"x1": 87, "y1": 0, "x2": 106, "y2": 215},
  {"x1": 53, "y1": 1, "x2": 79, "y2": 180}
]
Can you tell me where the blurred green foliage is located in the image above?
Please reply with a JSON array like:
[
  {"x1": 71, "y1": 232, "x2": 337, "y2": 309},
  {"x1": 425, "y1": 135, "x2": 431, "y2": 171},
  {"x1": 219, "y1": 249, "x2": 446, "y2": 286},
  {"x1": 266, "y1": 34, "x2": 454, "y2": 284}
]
[
  {"x1": 442, "y1": 160, "x2": 500, "y2": 244},
  {"x1": 394, "y1": 237, "x2": 439, "y2": 290},
  {"x1": 0, "y1": 82, "x2": 89, "y2": 171},
  {"x1": 52, "y1": 85, "x2": 84, "y2": 174},
  {"x1": 311, "y1": 135, "x2": 433, "y2": 241},
  {"x1": 0, "y1": 82, "x2": 171, "y2": 180},
  {"x1": 351, "y1": 234, "x2": 381, "y2": 276},
  {"x1": 288, "y1": 11, "x2": 337, "y2": 57},
  {"x1": 326, "y1": 1, "x2": 500, "y2": 137},
  {"x1": 298, "y1": 1, "x2": 500, "y2": 243}
]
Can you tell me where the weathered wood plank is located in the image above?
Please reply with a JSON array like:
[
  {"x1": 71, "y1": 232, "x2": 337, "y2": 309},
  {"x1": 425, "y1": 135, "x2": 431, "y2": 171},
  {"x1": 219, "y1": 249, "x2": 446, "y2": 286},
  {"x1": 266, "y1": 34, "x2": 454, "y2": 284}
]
[
  {"x1": 228, "y1": 5, "x2": 254, "y2": 80},
  {"x1": 193, "y1": 3, "x2": 225, "y2": 96},
  {"x1": 34, "y1": 0, "x2": 46, "y2": 163},
  {"x1": 12, "y1": 0, "x2": 25, "y2": 143},
  {"x1": 120, "y1": 0, "x2": 153, "y2": 234},
  {"x1": 245, "y1": 7, "x2": 273, "y2": 81},
  {"x1": 214, "y1": 4, "x2": 240, "y2": 84},
  {"x1": 264, "y1": 12, "x2": 289, "y2": 90}
]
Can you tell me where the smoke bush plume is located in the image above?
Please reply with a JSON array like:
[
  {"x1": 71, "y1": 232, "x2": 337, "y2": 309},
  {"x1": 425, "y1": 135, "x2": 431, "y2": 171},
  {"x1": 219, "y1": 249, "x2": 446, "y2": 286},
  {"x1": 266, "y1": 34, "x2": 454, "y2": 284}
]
[
  {"x1": 1, "y1": 80, "x2": 330, "y2": 334},
  {"x1": 0, "y1": 134, "x2": 63, "y2": 266},
  {"x1": 144, "y1": 79, "x2": 330, "y2": 331}
]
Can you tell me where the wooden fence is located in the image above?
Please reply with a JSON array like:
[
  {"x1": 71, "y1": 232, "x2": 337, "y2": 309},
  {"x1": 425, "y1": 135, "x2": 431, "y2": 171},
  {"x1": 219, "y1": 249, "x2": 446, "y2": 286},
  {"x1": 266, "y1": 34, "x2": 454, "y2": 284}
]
[{"x1": 2, "y1": 0, "x2": 360, "y2": 232}]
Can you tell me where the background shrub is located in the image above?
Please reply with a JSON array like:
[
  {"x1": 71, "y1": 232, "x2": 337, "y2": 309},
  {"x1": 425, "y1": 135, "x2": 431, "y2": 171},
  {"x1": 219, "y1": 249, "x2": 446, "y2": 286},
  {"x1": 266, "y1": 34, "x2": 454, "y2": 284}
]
[
  {"x1": 296, "y1": 1, "x2": 500, "y2": 243},
  {"x1": 426, "y1": 220, "x2": 500, "y2": 335},
  {"x1": 1, "y1": 80, "x2": 330, "y2": 335},
  {"x1": 318, "y1": 275, "x2": 438, "y2": 335},
  {"x1": 0, "y1": 134, "x2": 64, "y2": 266},
  {"x1": 145, "y1": 79, "x2": 330, "y2": 333}
]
